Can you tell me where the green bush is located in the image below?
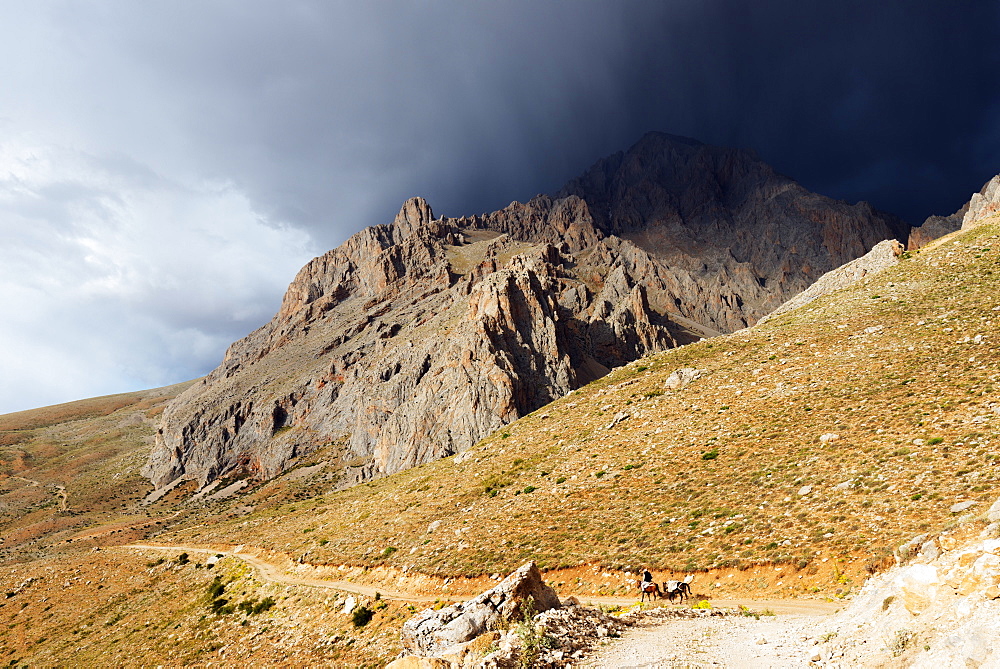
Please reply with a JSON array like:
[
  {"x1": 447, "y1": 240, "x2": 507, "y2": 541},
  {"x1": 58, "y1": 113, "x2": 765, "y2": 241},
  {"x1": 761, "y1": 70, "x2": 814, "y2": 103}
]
[
  {"x1": 253, "y1": 597, "x2": 276, "y2": 614},
  {"x1": 207, "y1": 577, "x2": 225, "y2": 599},
  {"x1": 210, "y1": 598, "x2": 231, "y2": 614},
  {"x1": 352, "y1": 605, "x2": 374, "y2": 627},
  {"x1": 702, "y1": 449, "x2": 719, "y2": 460}
]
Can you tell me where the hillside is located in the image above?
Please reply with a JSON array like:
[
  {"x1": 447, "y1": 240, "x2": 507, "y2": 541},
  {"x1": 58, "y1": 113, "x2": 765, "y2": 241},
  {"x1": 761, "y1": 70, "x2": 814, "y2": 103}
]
[
  {"x1": 0, "y1": 383, "x2": 193, "y2": 562},
  {"x1": 147, "y1": 212, "x2": 1000, "y2": 598}
]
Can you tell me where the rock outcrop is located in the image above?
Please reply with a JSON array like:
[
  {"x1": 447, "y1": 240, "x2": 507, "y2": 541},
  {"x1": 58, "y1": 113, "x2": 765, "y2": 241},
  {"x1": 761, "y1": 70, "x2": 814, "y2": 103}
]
[
  {"x1": 400, "y1": 561, "x2": 560, "y2": 657},
  {"x1": 145, "y1": 132, "x2": 911, "y2": 491},
  {"x1": 908, "y1": 173, "x2": 1000, "y2": 248},
  {"x1": 963, "y1": 174, "x2": 1000, "y2": 229},
  {"x1": 813, "y1": 514, "x2": 1000, "y2": 667},
  {"x1": 758, "y1": 238, "x2": 904, "y2": 324}
]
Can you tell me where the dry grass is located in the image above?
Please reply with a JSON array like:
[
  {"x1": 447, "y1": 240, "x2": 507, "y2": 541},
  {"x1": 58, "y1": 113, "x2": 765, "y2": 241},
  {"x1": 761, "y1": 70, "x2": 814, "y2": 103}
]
[
  {"x1": 150, "y1": 216, "x2": 1000, "y2": 596},
  {"x1": 0, "y1": 382, "x2": 194, "y2": 562},
  {"x1": 0, "y1": 547, "x2": 405, "y2": 667}
]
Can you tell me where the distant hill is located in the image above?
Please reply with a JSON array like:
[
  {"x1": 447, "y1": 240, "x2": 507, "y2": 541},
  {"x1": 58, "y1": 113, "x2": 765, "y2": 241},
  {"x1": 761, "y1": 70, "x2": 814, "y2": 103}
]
[{"x1": 145, "y1": 132, "x2": 910, "y2": 493}]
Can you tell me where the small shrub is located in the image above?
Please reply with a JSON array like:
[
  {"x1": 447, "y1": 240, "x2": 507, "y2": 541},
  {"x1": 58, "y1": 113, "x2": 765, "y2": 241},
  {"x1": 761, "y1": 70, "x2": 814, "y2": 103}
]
[
  {"x1": 890, "y1": 629, "x2": 914, "y2": 657},
  {"x1": 381, "y1": 546, "x2": 397, "y2": 559},
  {"x1": 926, "y1": 437, "x2": 944, "y2": 445},
  {"x1": 176, "y1": 552, "x2": 189, "y2": 565},
  {"x1": 252, "y1": 597, "x2": 276, "y2": 614},
  {"x1": 210, "y1": 598, "x2": 231, "y2": 614},
  {"x1": 555, "y1": 476, "x2": 566, "y2": 484},
  {"x1": 702, "y1": 449, "x2": 719, "y2": 461},
  {"x1": 692, "y1": 600, "x2": 712, "y2": 610},
  {"x1": 207, "y1": 577, "x2": 225, "y2": 599},
  {"x1": 595, "y1": 471, "x2": 606, "y2": 478},
  {"x1": 516, "y1": 596, "x2": 553, "y2": 668},
  {"x1": 352, "y1": 605, "x2": 374, "y2": 627},
  {"x1": 522, "y1": 486, "x2": 536, "y2": 494}
]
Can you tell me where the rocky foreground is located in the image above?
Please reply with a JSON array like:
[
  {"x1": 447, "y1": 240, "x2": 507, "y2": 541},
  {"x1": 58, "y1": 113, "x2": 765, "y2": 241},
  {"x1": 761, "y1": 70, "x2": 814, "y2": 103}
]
[{"x1": 389, "y1": 499, "x2": 1000, "y2": 668}]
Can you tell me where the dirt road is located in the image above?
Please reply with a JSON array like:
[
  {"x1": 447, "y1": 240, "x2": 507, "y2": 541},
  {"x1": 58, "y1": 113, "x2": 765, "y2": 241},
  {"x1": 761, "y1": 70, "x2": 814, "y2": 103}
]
[
  {"x1": 122, "y1": 543, "x2": 841, "y2": 667},
  {"x1": 121, "y1": 543, "x2": 838, "y2": 616},
  {"x1": 582, "y1": 613, "x2": 832, "y2": 668}
]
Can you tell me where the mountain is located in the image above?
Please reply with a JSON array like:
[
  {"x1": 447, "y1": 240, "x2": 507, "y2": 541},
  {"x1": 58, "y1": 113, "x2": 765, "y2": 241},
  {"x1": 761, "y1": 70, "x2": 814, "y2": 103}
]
[
  {"x1": 4, "y1": 173, "x2": 1000, "y2": 668},
  {"x1": 144, "y1": 132, "x2": 910, "y2": 492}
]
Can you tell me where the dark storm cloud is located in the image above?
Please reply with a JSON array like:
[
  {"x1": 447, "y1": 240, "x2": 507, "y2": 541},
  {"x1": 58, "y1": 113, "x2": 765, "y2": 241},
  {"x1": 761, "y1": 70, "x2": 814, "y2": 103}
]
[
  {"x1": 39, "y1": 1, "x2": 1000, "y2": 236},
  {"x1": 2, "y1": 0, "x2": 999, "y2": 413}
]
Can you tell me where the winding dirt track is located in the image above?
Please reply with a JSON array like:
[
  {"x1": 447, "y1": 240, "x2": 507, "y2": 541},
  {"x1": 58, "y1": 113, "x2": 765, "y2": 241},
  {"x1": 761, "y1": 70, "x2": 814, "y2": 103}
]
[
  {"x1": 12, "y1": 475, "x2": 68, "y2": 511},
  {"x1": 120, "y1": 544, "x2": 838, "y2": 615}
]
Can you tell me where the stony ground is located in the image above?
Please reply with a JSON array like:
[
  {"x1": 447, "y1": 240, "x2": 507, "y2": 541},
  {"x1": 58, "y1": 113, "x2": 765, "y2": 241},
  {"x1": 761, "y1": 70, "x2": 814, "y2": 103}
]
[{"x1": 582, "y1": 612, "x2": 828, "y2": 668}]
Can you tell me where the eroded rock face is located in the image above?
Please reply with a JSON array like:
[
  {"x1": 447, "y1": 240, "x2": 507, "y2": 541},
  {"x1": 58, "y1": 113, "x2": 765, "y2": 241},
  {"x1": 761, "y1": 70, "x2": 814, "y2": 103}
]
[
  {"x1": 758, "y1": 239, "x2": 904, "y2": 325},
  {"x1": 908, "y1": 173, "x2": 1000, "y2": 248},
  {"x1": 963, "y1": 175, "x2": 1000, "y2": 228},
  {"x1": 814, "y1": 519, "x2": 1000, "y2": 667},
  {"x1": 401, "y1": 561, "x2": 560, "y2": 657},
  {"x1": 145, "y1": 132, "x2": 911, "y2": 490}
]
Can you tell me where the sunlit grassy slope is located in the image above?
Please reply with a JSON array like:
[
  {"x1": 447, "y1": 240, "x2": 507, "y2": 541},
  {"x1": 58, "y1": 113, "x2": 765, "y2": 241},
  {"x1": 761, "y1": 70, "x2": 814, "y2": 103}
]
[
  {"x1": 0, "y1": 383, "x2": 193, "y2": 561},
  {"x1": 156, "y1": 216, "x2": 1000, "y2": 588}
]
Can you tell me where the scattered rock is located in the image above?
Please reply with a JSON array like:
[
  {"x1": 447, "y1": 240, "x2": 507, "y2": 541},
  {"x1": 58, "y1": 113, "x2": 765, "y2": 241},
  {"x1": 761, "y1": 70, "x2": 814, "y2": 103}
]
[
  {"x1": 664, "y1": 368, "x2": 702, "y2": 390},
  {"x1": 950, "y1": 500, "x2": 978, "y2": 514},
  {"x1": 385, "y1": 657, "x2": 451, "y2": 669},
  {"x1": 819, "y1": 433, "x2": 840, "y2": 444},
  {"x1": 400, "y1": 561, "x2": 560, "y2": 656},
  {"x1": 605, "y1": 411, "x2": 630, "y2": 429},
  {"x1": 342, "y1": 595, "x2": 356, "y2": 615}
]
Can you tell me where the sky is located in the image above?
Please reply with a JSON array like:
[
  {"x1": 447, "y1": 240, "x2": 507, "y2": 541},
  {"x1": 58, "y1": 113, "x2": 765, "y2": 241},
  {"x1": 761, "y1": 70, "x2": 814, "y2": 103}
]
[{"x1": 2, "y1": 0, "x2": 999, "y2": 415}]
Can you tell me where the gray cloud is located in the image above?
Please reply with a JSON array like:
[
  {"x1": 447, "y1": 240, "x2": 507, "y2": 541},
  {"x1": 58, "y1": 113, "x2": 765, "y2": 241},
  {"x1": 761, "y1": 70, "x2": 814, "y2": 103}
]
[{"x1": 1, "y1": 0, "x2": 999, "y2": 413}]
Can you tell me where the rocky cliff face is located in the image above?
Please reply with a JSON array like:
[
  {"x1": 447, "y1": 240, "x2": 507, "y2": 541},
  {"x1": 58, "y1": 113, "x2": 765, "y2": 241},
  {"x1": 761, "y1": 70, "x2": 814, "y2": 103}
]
[
  {"x1": 907, "y1": 173, "x2": 1000, "y2": 249},
  {"x1": 144, "y1": 132, "x2": 909, "y2": 491},
  {"x1": 963, "y1": 174, "x2": 1000, "y2": 229}
]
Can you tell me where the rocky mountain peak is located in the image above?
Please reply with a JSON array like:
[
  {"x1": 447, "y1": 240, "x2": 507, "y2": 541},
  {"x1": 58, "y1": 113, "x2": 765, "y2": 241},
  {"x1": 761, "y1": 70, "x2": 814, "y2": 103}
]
[
  {"x1": 906, "y1": 172, "x2": 1000, "y2": 249},
  {"x1": 144, "y1": 134, "x2": 915, "y2": 492},
  {"x1": 392, "y1": 196, "x2": 436, "y2": 240}
]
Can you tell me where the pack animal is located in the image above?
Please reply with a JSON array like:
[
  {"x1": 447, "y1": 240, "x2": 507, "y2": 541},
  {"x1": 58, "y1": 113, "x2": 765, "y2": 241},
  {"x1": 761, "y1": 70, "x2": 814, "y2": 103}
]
[{"x1": 664, "y1": 580, "x2": 692, "y2": 603}]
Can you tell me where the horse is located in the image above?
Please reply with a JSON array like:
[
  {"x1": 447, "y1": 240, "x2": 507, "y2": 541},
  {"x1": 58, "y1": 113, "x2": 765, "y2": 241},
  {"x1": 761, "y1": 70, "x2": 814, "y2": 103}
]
[
  {"x1": 664, "y1": 580, "x2": 692, "y2": 603},
  {"x1": 639, "y1": 581, "x2": 662, "y2": 601}
]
